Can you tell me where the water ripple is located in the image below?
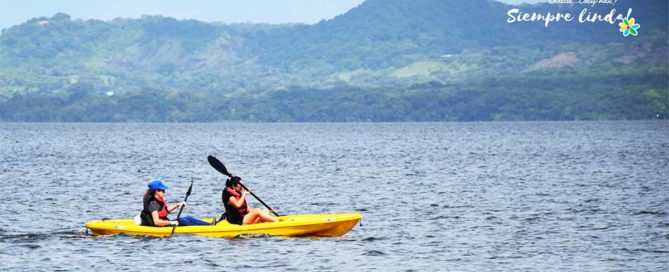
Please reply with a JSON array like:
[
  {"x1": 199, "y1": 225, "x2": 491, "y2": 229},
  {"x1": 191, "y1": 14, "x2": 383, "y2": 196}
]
[{"x1": 0, "y1": 121, "x2": 667, "y2": 271}]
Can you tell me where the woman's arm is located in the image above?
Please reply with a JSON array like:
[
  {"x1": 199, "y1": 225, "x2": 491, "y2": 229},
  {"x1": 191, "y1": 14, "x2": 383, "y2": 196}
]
[
  {"x1": 151, "y1": 211, "x2": 176, "y2": 226},
  {"x1": 167, "y1": 202, "x2": 184, "y2": 213},
  {"x1": 228, "y1": 191, "x2": 249, "y2": 208}
]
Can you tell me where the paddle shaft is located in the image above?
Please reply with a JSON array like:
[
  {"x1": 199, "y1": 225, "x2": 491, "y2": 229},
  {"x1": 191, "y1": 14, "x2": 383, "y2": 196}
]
[
  {"x1": 239, "y1": 183, "x2": 280, "y2": 217},
  {"x1": 171, "y1": 178, "x2": 194, "y2": 236},
  {"x1": 174, "y1": 192, "x2": 191, "y2": 222}
]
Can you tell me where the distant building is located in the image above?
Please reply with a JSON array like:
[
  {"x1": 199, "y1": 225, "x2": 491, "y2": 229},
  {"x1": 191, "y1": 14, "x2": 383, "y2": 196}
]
[{"x1": 38, "y1": 20, "x2": 49, "y2": 25}]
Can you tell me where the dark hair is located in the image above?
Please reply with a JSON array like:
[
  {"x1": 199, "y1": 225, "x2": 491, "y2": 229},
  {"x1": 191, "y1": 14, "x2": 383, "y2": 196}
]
[
  {"x1": 225, "y1": 176, "x2": 242, "y2": 188},
  {"x1": 143, "y1": 189, "x2": 156, "y2": 203},
  {"x1": 144, "y1": 189, "x2": 155, "y2": 197}
]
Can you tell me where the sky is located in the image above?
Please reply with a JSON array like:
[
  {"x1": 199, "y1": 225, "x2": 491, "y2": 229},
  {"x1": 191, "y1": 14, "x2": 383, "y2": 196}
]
[{"x1": 0, "y1": 0, "x2": 547, "y2": 31}]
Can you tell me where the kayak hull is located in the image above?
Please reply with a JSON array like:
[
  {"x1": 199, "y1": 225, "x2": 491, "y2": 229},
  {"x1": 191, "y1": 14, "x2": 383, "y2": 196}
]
[{"x1": 86, "y1": 213, "x2": 362, "y2": 238}]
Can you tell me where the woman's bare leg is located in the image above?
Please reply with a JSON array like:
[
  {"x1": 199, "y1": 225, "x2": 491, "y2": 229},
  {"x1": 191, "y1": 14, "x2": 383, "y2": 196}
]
[
  {"x1": 257, "y1": 209, "x2": 277, "y2": 223},
  {"x1": 243, "y1": 209, "x2": 277, "y2": 224}
]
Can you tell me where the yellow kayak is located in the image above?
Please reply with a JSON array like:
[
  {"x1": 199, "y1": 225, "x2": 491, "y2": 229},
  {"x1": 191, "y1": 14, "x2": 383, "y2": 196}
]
[{"x1": 86, "y1": 213, "x2": 362, "y2": 238}]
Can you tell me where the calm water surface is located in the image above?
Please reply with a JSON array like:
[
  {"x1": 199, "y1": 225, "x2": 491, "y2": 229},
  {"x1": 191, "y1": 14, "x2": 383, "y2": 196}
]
[{"x1": 0, "y1": 122, "x2": 667, "y2": 271}]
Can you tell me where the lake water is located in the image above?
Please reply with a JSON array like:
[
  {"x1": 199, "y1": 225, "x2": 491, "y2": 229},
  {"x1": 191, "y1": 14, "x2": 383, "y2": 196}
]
[{"x1": 0, "y1": 122, "x2": 667, "y2": 271}]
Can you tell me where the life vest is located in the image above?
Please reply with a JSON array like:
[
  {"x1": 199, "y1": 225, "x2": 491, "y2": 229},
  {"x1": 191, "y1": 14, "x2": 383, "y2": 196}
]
[
  {"x1": 154, "y1": 194, "x2": 169, "y2": 219},
  {"x1": 222, "y1": 187, "x2": 248, "y2": 225},
  {"x1": 141, "y1": 193, "x2": 169, "y2": 226}
]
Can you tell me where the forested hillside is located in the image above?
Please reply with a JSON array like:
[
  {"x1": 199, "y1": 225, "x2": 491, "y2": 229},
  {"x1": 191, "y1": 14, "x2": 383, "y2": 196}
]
[{"x1": 0, "y1": 0, "x2": 667, "y2": 121}]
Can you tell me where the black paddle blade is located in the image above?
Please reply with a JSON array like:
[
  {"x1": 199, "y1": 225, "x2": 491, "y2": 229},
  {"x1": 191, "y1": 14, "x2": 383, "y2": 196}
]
[
  {"x1": 208, "y1": 155, "x2": 232, "y2": 177},
  {"x1": 185, "y1": 179, "x2": 194, "y2": 197}
]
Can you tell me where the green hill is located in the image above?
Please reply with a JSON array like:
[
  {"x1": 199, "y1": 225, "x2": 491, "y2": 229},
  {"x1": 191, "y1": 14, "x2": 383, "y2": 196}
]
[{"x1": 0, "y1": 0, "x2": 667, "y2": 121}]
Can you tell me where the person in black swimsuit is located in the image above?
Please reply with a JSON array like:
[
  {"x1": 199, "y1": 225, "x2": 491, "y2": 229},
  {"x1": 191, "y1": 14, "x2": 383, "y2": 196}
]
[{"x1": 222, "y1": 176, "x2": 277, "y2": 225}]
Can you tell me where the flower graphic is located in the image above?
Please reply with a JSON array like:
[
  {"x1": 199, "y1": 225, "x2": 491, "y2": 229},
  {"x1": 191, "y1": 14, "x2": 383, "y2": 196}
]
[{"x1": 619, "y1": 18, "x2": 640, "y2": 37}]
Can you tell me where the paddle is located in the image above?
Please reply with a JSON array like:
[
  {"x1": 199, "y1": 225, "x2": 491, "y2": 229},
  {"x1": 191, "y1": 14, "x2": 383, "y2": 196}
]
[
  {"x1": 207, "y1": 155, "x2": 281, "y2": 216},
  {"x1": 171, "y1": 177, "x2": 194, "y2": 236}
]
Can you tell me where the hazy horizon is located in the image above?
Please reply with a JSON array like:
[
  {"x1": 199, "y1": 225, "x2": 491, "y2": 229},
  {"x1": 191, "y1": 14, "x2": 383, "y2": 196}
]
[{"x1": 0, "y1": 0, "x2": 547, "y2": 31}]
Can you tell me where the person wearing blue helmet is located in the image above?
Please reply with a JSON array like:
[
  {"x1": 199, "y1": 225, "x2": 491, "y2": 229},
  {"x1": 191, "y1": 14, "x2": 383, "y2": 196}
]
[{"x1": 140, "y1": 180, "x2": 215, "y2": 226}]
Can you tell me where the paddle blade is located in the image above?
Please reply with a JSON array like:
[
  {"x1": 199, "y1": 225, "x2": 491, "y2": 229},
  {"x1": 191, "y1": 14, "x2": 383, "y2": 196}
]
[
  {"x1": 185, "y1": 180, "x2": 193, "y2": 197},
  {"x1": 208, "y1": 155, "x2": 232, "y2": 177}
]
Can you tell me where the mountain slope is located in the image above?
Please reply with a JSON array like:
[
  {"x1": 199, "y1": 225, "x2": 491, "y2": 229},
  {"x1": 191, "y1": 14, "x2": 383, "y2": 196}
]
[
  {"x1": 0, "y1": 0, "x2": 667, "y2": 121},
  {"x1": 251, "y1": 0, "x2": 668, "y2": 69}
]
